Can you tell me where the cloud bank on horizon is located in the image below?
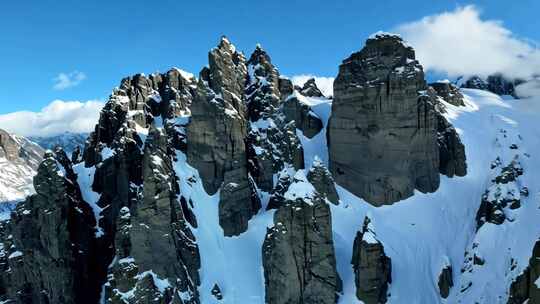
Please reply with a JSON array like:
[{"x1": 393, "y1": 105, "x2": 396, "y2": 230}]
[
  {"x1": 396, "y1": 5, "x2": 540, "y2": 80},
  {"x1": 0, "y1": 100, "x2": 103, "y2": 137},
  {"x1": 53, "y1": 71, "x2": 86, "y2": 90}
]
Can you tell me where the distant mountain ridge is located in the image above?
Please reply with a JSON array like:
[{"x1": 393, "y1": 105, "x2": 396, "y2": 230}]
[{"x1": 29, "y1": 132, "x2": 88, "y2": 155}]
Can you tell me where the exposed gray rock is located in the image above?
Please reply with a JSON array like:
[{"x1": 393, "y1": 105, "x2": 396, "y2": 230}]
[
  {"x1": 211, "y1": 283, "x2": 223, "y2": 300},
  {"x1": 0, "y1": 150, "x2": 102, "y2": 304},
  {"x1": 187, "y1": 37, "x2": 259, "y2": 236},
  {"x1": 105, "y1": 127, "x2": 200, "y2": 303},
  {"x1": 435, "y1": 105, "x2": 467, "y2": 177},
  {"x1": 438, "y1": 264, "x2": 453, "y2": 299},
  {"x1": 245, "y1": 46, "x2": 304, "y2": 191},
  {"x1": 508, "y1": 239, "x2": 540, "y2": 304},
  {"x1": 430, "y1": 81, "x2": 465, "y2": 106},
  {"x1": 328, "y1": 33, "x2": 440, "y2": 205},
  {"x1": 300, "y1": 78, "x2": 325, "y2": 98},
  {"x1": 306, "y1": 159, "x2": 339, "y2": 205},
  {"x1": 263, "y1": 193, "x2": 341, "y2": 304},
  {"x1": 278, "y1": 77, "x2": 294, "y2": 98},
  {"x1": 476, "y1": 156, "x2": 524, "y2": 229},
  {"x1": 283, "y1": 95, "x2": 324, "y2": 138},
  {"x1": 462, "y1": 76, "x2": 488, "y2": 91},
  {"x1": 351, "y1": 216, "x2": 392, "y2": 304}
]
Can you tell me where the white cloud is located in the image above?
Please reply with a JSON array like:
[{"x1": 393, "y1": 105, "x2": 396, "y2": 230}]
[
  {"x1": 395, "y1": 5, "x2": 540, "y2": 79},
  {"x1": 53, "y1": 71, "x2": 87, "y2": 90},
  {"x1": 516, "y1": 78, "x2": 540, "y2": 98},
  {"x1": 0, "y1": 100, "x2": 104, "y2": 137},
  {"x1": 291, "y1": 74, "x2": 334, "y2": 97}
]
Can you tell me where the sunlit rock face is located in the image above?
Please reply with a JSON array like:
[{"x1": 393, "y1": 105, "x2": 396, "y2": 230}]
[{"x1": 328, "y1": 33, "x2": 440, "y2": 205}]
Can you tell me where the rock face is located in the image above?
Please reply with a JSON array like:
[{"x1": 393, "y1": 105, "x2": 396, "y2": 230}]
[
  {"x1": 508, "y1": 239, "x2": 540, "y2": 304},
  {"x1": 328, "y1": 33, "x2": 440, "y2": 205},
  {"x1": 0, "y1": 150, "x2": 101, "y2": 304},
  {"x1": 430, "y1": 81, "x2": 465, "y2": 106},
  {"x1": 435, "y1": 107, "x2": 467, "y2": 178},
  {"x1": 283, "y1": 94, "x2": 324, "y2": 138},
  {"x1": 306, "y1": 159, "x2": 339, "y2": 204},
  {"x1": 351, "y1": 216, "x2": 392, "y2": 304},
  {"x1": 0, "y1": 129, "x2": 44, "y2": 203},
  {"x1": 262, "y1": 174, "x2": 341, "y2": 304},
  {"x1": 187, "y1": 37, "x2": 260, "y2": 237},
  {"x1": 476, "y1": 156, "x2": 524, "y2": 229},
  {"x1": 438, "y1": 264, "x2": 454, "y2": 298},
  {"x1": 104, "y1": 127, "x2": 200, "y2": 303},
  {"x1": 245, "y1": 45, "x2": 304, "y2": 192},
  {"x1": 462, "y1": 74, "x2": 524, "y2": 98},
  {"x1": 300, "y1": 78, "x2": 325, "y2": 98}
]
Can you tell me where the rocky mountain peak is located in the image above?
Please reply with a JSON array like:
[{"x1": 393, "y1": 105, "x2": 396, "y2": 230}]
[{"x1": 300, "y1": 78, "x2": 325, "y2": 97}]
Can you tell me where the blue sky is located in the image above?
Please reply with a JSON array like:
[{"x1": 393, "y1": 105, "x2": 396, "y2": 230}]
[{"x1": 0, "y1": 0, "x2": 538, "y2": 116}]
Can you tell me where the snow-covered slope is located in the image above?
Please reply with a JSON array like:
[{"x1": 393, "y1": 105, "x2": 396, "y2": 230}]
[
  {"x1": 0, "y1": 130, "x2": 44, "y2": 205},
  {"x1": 166, "y1": 88, "x2": 539, "y2": 303}
]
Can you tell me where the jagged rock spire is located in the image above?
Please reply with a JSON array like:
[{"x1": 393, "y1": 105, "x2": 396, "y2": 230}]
[
  {"x1": 300, "y1": 78, "x2": 325, "y2": 98},
  {"x1": 188, "y1": 37, "x2": 260, "y2": 236}
]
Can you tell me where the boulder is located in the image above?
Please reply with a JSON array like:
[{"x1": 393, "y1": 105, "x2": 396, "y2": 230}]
[
  {"x1": 0, "y1": 151, "x2": 101, "y2": 304},
  {"x1": 245, "y1": 46, "x2": 304, "y2": 191},
  {"x1": 435, "y1": 108, "x2": 467, "y2": 177},
  {"x1": 438, "y1": 264, "x2": 454, "y2": 299}
]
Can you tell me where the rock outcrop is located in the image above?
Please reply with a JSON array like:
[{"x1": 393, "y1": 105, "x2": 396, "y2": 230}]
[
  {"x1": 245, "y1": 45, "x2": 304, "y2": 192},
  {"x1": 328, "y1": 33, "x2": 440, "y2": 205},
  {"x1": 187, "y1": 37, "x2": 260, "y2": 236},
  {"x1": 299, "y1": 78, "x2": 325, "y2": 98},
  {"x1": 262, "y1": 172, "x2": 341, "y2": 304},
  {"x1": 0, "y1": 150, "x2": 102, "y2": 304},
  {"x1": 508, "y1": 239, "x2": 540, "y2": 304},
  {"x1": 438, "y1": 264, "x2": 454, "y2": 299},
  {"x1": 283, "y1": 94, "x2": 324, "y2": 138},
  {"x1": 476, "y1": 156, "x2": 524, "y2": 229},
  {"x1": 351, "y1": 216, "x2": 392, "y2": 304},
  {"x1": 430, "y1": 81, "x2": 465, "y2": 106},
  {"x1": 435, "y1": 108, "x2": 467, "y2": 177}
]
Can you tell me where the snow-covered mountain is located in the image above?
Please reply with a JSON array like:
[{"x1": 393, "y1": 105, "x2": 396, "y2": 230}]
[
  {"x1": 0, "y1": 129, "x2": 43, "y2": 207},
  {"x1": 0, "y1": 35, "x2": 538, "y2": 304},
  {"x1": 30, "y1": 132, "x2": 88, "y2": 155}
]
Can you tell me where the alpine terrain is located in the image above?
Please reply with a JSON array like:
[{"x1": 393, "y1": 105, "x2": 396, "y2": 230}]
[
  {"x1": 0, "y1": 33, "x2": 538, "y2": 304},
  {"x1": 0, "y1": 129, "x2": 44, "y2": 213}
]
